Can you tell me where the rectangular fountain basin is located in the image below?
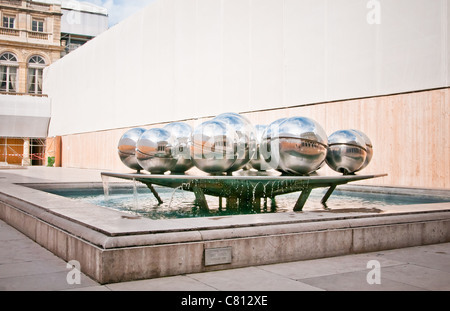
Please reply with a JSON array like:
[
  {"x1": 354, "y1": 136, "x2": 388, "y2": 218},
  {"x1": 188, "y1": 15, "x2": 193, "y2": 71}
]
[{"x1": 1, "y1": 179, "x2": 450, "y2": 284}]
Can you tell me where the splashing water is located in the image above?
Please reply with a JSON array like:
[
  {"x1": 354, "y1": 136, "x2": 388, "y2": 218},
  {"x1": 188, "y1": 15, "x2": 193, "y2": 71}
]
[
  {"x1": 132, "y1": 178, "x2": 139, "y2": 210},
  {"x1": 101, "y1": 175, "x2": 110, "y2": 201}
]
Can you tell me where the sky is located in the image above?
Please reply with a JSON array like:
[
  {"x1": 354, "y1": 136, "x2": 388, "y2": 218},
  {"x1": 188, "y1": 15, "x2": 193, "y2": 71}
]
[{"x1": 83, "y1": 0, "x2": 156, "y2": 27}]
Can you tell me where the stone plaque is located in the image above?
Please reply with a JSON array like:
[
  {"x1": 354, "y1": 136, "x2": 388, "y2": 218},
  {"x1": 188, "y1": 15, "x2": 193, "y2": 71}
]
[{"x1": 204, "y1": 247, "x2": 232, "y2": 266}]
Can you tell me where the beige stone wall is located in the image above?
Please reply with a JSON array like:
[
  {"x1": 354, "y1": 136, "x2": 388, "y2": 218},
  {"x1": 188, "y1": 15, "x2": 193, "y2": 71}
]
[{"x1": 59, "y1": 87, "x2": 450, "y2": 190}]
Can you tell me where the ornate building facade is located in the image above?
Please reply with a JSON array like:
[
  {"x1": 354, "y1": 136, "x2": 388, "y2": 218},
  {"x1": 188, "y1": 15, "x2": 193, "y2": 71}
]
[
  {"x1": 0, "y1": 0, "x2": 63, "y2": 166},
  {"x1": 0, "y1": 0, "x2": 62, "y2": 95},
  {"x1": 1, "y1": 0, "x2": 107, "y2": 166}
]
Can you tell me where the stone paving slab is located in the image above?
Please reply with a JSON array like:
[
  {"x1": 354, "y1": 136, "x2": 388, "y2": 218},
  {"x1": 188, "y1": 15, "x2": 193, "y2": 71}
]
[
  {"x1": 299, "y1": 269, "x2": 425, "y2": 291},
  {"x1": 381, "y1": 264, "x2": 450, "y2": 291},
  {"x1": 0, "y1": 270, "x2": 99, "y2": 291},
  {"x1": 105, "y1": 275, "x2": 218, "y2": 292},
  {"x1": 257, "y1": 252, "x2": 404, "y2": 280},
  {"x1": 186, "y1": 267, "x2": 323, "y2": 291}
]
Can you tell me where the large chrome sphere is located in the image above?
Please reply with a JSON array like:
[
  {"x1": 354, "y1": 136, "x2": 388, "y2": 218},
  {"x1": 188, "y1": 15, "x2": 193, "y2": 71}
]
[
  {"x1": 250, "y1": 124, "x2": 269, "y2": 171},
  {"x1": 259, "y1": 118, "x2": 287, "y2": 170},
  {"x1": 136, "y1": 128, "x2": 177, "y2": 174},
  {"x1": 163, "y1": 122, "x2": 194, "y2": 173},
  {"x1": 276, "y1": 117, "x2": 328, "y2": 175},
  {"x1": 117, "y1": 128, "x2": 146, "y2": 171},
  {"x1": 351, "y1": 129, "x2": 373, "y2": 172},
  {"x1": 190, "y1": 119, "x2": 238, "y2": 174},
  {"x1": 214, "y1": 112, "x2": 257, "y2": 172},
  {"x1": 326, "y1": 129, "x2": 367, "y2": 174}
]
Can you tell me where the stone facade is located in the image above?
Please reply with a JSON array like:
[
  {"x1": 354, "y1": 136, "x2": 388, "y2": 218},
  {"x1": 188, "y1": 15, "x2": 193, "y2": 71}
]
[
  {"x1": 0, "y1": 0, "x2": 63, "y2": 94},
  {"x1": 0, "y1": 0, "x2": 63, "y2": 166}
]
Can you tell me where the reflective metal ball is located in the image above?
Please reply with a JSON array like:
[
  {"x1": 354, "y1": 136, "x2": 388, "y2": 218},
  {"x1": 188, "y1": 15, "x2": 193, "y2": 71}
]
[
  {"x1": 259, "y1": 118, "x2": 287, "y2": 170},
  {"x1": 276, "y1": 117, "x2": 328, "y2": 175},
  {"x1": 326, "y1": 129, "x2": 368, "y2": 174},
  {"x1": 250, "y1": 124, "x2": 269, "y2": 171},
  {"x1": 190, "y1": 119, "x2": 238, "y2": 174},
  {"x1": 351, "y1": 129, "x2": 373, "y2": 172},
  {"x1": 117, "y1": 128, "x2": 146, "y2": 171},
  {"x1": 136, "y1": 128, "x2": 177, "y2": 174},
  {"x1": 214, "y1": 112, "x2": 257, "y2": 172},
  {"x1": 163, "y1": 122, "x2": 194, "y2": 173}
]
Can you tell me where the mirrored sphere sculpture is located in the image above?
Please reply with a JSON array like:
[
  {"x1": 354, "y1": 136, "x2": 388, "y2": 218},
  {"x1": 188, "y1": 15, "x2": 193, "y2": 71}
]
[
  {"x1": 276, "y1": 117, "x2": 328, "y2": 175},
  {"x1": 163, "y1": 122, "x2": 194, "y2": 173},
  {"x1": 250, "y1": 124, "x2": 269, "y2": 171},
  {"x1": 190, "y1": 119, "x2": 238, "y2": 174},
  {"x1": 351, "y1": 129, "x2": 373, "y2": 172},
  {"x1": 260, "y1": 118, "x2": 287, "y2": 171},
  {"x1": 136, "y1": 128, "x2": 177, "y2": 174},
  {"x1": 214, "y1": 112, "x2": 257, "y2": 172},
  {"x1": 326, "y1": 129, "x2": 367, "y2": 174},
  {"x1": 118, "y1": 128, "x2": 146, "y2": 171}
]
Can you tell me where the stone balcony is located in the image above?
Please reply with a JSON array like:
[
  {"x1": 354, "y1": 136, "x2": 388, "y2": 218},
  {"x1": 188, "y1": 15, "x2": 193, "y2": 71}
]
[{"x1": 0, "y1": 27, "x2": 51, "y2": 42}]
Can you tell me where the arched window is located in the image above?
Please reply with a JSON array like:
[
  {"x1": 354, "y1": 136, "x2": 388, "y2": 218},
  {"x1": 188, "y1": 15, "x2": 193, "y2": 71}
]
[
  {"x1": 27, "y1": 55, "x2": 46, "y2": 94},
  {"x1": 0, "y1": 52, "x2": 18, "y2": 93}
]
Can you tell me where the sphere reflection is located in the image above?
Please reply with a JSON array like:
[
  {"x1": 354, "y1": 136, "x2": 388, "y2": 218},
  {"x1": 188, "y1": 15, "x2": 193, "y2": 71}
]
[
  {"x1": 136, "y1": 128, "x2": 177, "y2": 174},
  {"x1": 214, "y1": 112, "x2": 257, "y2": 172},
  {"x1": 117, "y1": 128, "x2": 146, "y2": 171},
  {"x1": 163, "y1": 122, "x2": 194, "y2": 173},
  {"x1": 276, "y1": 117, "x2": 328, "y2": 175},
  {"x1": 190, "y1": 119, "x2": 238, "y2": 174},
  {"x1": 325, "y1": 129, "x2": 367, "y2": 174}
]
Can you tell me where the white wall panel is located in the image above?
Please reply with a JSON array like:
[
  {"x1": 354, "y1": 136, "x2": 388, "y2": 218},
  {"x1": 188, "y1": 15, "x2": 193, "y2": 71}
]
[
  {"x1": 61, "y1": 9, "x2": 108, "y2": 37},
  {"x1": 44, "y1": 0, "x2": 450, "y2": 136},
  {"x1": 194, "y1": 0, "x2": 223, "y2": 116},
  {"x1": 250, "y1": 0, "x2": 284, "y2": 112},
  {"x1": 284, "y1": 0, "x2": 327, "y2": 105},
  {"x1": 222, "y1": 0, "x2": 251, "y2": 112},
  {"x1": 174, "y1": 0, "x2": 197, "y2": 121},
  {"x1": 0, "y1": 95, "x2": 51, "y2": 138}
]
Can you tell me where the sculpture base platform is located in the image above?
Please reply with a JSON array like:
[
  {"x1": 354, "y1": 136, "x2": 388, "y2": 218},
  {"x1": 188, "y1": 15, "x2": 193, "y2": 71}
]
[{"x1": 101, "y1": 171, "x2": 388, "y2": 212}]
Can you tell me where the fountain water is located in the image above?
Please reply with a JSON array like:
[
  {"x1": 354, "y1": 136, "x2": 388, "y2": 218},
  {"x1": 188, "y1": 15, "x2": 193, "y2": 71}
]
[{"x1": 101, "y1": 174, "x2": 110, "y2": 201}]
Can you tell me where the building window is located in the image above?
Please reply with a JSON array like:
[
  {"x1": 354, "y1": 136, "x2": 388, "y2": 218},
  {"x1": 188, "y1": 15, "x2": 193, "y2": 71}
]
[
  {"x1": 32, "y1": 19, "x2": 44, "y2": 32},
  {"x1": 0, "y1": 52, "x2": 18, "y2": 93},
  {"x1": 2, "y1": 16, "x2": 15, "y2": 29},
  {"x1": 27, "y1": 55, "x2": 46, "y2": 94}
]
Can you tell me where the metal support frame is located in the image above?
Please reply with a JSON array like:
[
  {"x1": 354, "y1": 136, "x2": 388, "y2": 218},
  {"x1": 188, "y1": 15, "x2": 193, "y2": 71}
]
[
  {"x1": 321, "y1": 185, "x2": 337, "y2": 206},
  {"x1": 294, "y1": 188, "x2": 312, "y2": 211},
  {"x1": 192, "y1": 184, "x2": 209, "y2": 212},
  {"x1": 102, "y1": 172, "x2": 387, "y2": 214},
  {"x1": 146, "y1": 183, "x2": 163, "y2": 205}
]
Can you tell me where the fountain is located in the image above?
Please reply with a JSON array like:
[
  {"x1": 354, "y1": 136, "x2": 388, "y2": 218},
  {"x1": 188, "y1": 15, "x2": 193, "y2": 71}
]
[
  {"x1": 109, "y1": 114, "x2": 387, "y2": 214},
  {"x1": 7, "y1": 114, "x2": 450, "y2": 286}
]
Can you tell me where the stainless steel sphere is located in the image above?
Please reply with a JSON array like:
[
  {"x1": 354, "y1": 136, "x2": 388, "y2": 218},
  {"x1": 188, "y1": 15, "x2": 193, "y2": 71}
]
[
  {"x1": 351, "y1": 129, "x2": 373, "y2": 172},
  {"x1": 276, "y1": 117, "x2": 328, "y2": 175},
  {"x1": 326, "y1": 129, "x2": 368, "y2": 174},
  {"x1": 136, "y1": 128, "x2": 177, "y2": 174},
  {"x1": 117, "y1": 128, "x2": 146, "y2": 171},
  {"x1": 163, "y1": 122, "x2": 194, "y2": 173},
  {"x1": 259, "y1": 118, "x2": 287, "y2": 170},
  {"x1": 250, "y1": 124, "x2": 269, "y2": 171},
  {"x1": 214, "y1": 112, "x2": 257, "y2": 172},
  {"x1": 190, "y1": 119, "x2": 238, "y2": 174}
]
